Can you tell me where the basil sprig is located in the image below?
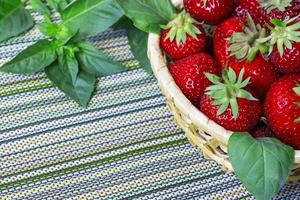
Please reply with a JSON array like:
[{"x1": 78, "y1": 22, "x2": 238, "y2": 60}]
[
  {"x1": 0, "y1": 0, "x2": 34, "y2": 42},
  {"x1": 0, "y1": 0, "x2": 169, "y2": 106},
  {"x1": 0, "y1": 0, "x2": 127, "y2": 107}
]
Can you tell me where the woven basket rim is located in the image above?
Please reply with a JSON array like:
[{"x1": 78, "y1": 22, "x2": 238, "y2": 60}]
[{"x1": 147, "y1": 0, "x2": 300, "y2": 164}]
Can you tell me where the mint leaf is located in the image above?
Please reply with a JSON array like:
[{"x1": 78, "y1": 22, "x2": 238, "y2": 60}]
[
  {"x1": 0, "y1": 0, "x2": 34, "y2": 42},
  {"x1": 228, "y1": 132, "x2": 294, "y2": 200},
  {"x1": 76, "y1": 41, "x2": 127, "y2": 76},
  {"x1": 114, "y1": 17, "x2": 152, "y2": 74},
  {"x1": 0, "y1": 40, "x2": 57, "y2": 74},
  {"x1": 61, "y1": 0, "x2": 124, "y2": 36},
  {"x1": 116, "y1": 0, "x2": 176, "y2": 34},
  {"x1": 45, "y1": 62, "x2": 96, "y2": 107}
]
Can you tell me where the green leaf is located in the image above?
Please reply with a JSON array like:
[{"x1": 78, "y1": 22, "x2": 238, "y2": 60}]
[
  {"x1": 116, "y1": 0, "x2": 176, "y2": 34},
  {"x1": 56, "y1": 24, "x2": 78, "y2": 44},
  {"x1": 37, "y1": 23, "x2": 75, "y2": 44},
  {"x1": 48, "y1": 0, "x2": 69, "y2": 13},
  {"x1": 0, "y1": 40, "x2": 57, "y2": 74},
  {"x1": 277, "y1": 38, "x2": 284, "y2": 57},
  {"x1": 209, "y1": 89, "x2": 226, "y2": 99},
  {"x1": 239, "y1": 77, "x2": 251, "y2": 88},
  {"x1": 229, "y1": 98, "x2": 239, "y2": 119},
  {"x1": 37, "y1": 22, "x2": 59, "y2": 37},
  {"x1": 114, "y1": 17, "x2": 152, "y2": 73},
  {"x1": 76, "y1": 41, "x2": 127, "y2": 76},
  {"x1": 45, "y1": 62, "x2": 96, "y2": 107},
  {"x1": 57, "y1": 46, "x2": 79, "y2": 85},
  {"x1": 217, "y1": 100, "x2": 229, "y2": 116},
  {"x1": 30, "y1": 0, "x2": 51, "y2": 16},
  {"x1": 236, "y1": 68, "x2": 245, "y2": 84},
  {"x1": 293, "y1": 86, "x2": 300, "y2": 96},
  {"x1": 61, "y1": 0, "x2": 124, "y2": 36},
  {"x1": 0, "y1": 0, "x2": 34, "y2": 42},
  {"x1": 228, "y1": 68, "x2": 237, "y2": 85},
  {"x1": 229, "y1": 133, "x2": 295, "y2": 200},
  {"x1": 205, "y1": 84, "x2": 226, "y2": 91},
  {"x1": 271, "y1": 19, "x2": 286, "y2": 27},
  {"x1": 205, "y1": 73, "x2": 221, "y2": 85},
  {"x1": 237, "y1": 89, "x2": 258, "y2": 101}
]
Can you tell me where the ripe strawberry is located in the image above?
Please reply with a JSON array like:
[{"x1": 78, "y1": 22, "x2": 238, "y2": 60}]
[
  {"x1": 250, "y1": 122, "x2": 274, "y2": 138},
  {"x1": 259, "y1": 17, "x2": 300, "y2": 73},
  {"x1": 264, "y1": 74, "x2": 300, "y2": 149},
  {"x1": 169, "y1": 53, "x2": 220, "y2": 106},
  {"x1": 184, "y1": 0, "x2": 234, "y2": 25},
  {"x1": 160, "y1": 11, "x2": 206, "y2": 60},
  {"x1": 213, "y1": 15, "x2": 277, "y2": 99},
  {"x1": 200, "y1": 68, "x2": 262, "y2": 132},
  {"x1": 235, "y1": 0, "x2": 300, "y2": 27}
]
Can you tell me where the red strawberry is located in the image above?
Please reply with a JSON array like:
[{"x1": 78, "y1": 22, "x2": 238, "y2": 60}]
[
  {"x1": 200, "y1": 68, "x2": 262, "y2": 132},
  {"x1": 264, "y1": 74, "x2": 300, "y2": 149},
  {"x1": 213, "y1": 17, "x2": 245, "y2": 67},
  {"x1": 184, "y1": 0, "x2": 234, "y2": 25},
  {"x1": 160, "y1": 11, "x2": 206, "y2": 60},
  {"x1": 235, "y1": 0, "x2": 300, "y2": 27},
  {"x1": 213, "y1": 15, "x2": 277, "y2": 99},
  {"x1": 271, "y1": 42, "x2": 300, "y2": 73},
  {"x1": 250, "y1": 122, "x2": 275, "y2": 138},
  {"x1": 260, "y1": 17, "x2": 300, "y2": 73},
  {"x1": 169, "y1": 53, "x2": 220, "y2": 106}
]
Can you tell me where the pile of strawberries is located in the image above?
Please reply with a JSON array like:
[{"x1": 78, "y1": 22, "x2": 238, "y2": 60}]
[{"x1": 160, "y1": 0, "x2": 300, "y2": 149}]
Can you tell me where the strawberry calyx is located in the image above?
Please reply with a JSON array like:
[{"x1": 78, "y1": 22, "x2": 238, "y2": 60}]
[
  {"x1": 259, "y1": 0, "x2": 293, "y2": 13},
  {"x1": 257, "y1": 16, "x2": 300, "y2": 57},
  {"x1": 205, "y1": 68, "x2": 258, "y2": 120},
  {"x1": 227, "y1": 14, "x2": 268, "y2": 62},
  {"x1": 161, "y1": 11, "x2": 203, "y2": 46},
  {"x1": 293, "y1": 84, "x2": 300, "y2": 123}
]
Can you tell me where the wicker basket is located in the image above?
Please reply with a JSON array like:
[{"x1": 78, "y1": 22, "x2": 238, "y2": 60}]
[{"x1": 147, "y1": 0, "x2": 300, "y2": 182}]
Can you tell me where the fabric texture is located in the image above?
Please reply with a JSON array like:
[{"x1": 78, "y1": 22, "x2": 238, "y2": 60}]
[{"x1": 0, "y1": 21, "x2": 300, "y2": 200}]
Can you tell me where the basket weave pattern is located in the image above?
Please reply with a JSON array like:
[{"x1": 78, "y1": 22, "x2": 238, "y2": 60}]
[{"x1": 147, "y1": 0, "x2": 300, "y2": 182}]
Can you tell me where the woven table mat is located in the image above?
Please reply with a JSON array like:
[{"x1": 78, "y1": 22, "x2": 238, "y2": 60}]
[{"x1": 0, "y1": 27, "x2": 300, "y2": 200}]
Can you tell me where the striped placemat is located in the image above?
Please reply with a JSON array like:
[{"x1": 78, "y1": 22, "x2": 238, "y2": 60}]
[{"x1": 0, "y1": 23, "x2": 300, "y2": 200}]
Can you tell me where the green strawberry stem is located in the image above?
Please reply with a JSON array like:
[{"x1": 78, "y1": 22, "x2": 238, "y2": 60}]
[
  {"x1": 222, "y1": 70, "x2": 236, "y2": 97},
  {"x1": 257, "y1": 16, "x2": 300, "y2": 57},
  {"x1": 228, "y1": 13, "x2": 268, "y2": 62},
  {"x1": 160, "y1": 11, "x2": 202, "y2": 46},
  {"x1": 259, "y1": 0, "x2": 292, "y2": 13},
  {"x1": 205, "y1": 68, "x2": 258, "y2": 120}
]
